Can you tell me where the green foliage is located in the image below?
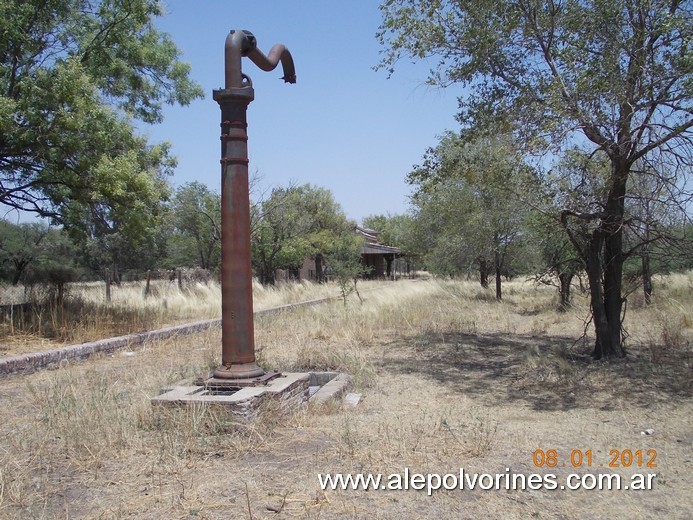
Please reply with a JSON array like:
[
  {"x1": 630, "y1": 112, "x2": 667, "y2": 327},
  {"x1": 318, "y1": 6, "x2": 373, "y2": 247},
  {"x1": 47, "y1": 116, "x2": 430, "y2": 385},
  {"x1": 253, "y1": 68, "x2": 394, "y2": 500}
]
[
  {"x1": 407, "y1": 134, "x2": 539, "y2": 288},
  {"x1": 532, "y1": 149, "x2": 607, "y2": 277},
  {"x1": 524, "y1": 195, "x2": 585, "y2": 310},
  {"x1": 378, "y1": 0, "x2": 692, "y2": 153},
  {"x1": 0, "y1": 0, "x2": 204, "y2": 237},
  {"x1": 251, "y1": 184, "x2": 353, "y2": 285},
  {"x1": 325, "y1": 231, "x2": 367, "y2": 305},
  {"x1": 80, "y1": 227, "x2": 168, "y2": 276},
  {"x1": 24, "y1": 229, "x2": 84, "y2": 289},
  {"x1": 0, "y1": 220, "x2": 50, "y2": 284},
  {"x1": 167, "y1": 182, "x2": 221, "y2": 270},
  {"x1": 362, "y1": 213, "x2": 416, "y2": 251},
  {"x1": 0, "y1": 219, "x2": 83, "y2": 285},
  {"x1": 161, "y1": 232, "x2": 200, "y2": 271}
]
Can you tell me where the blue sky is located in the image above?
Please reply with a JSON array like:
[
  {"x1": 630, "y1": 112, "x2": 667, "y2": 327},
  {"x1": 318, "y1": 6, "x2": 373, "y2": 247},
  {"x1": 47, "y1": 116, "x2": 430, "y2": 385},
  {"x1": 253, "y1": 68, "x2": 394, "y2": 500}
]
[{"x1": 148, "y1": 0, "x2": 462, "y2": 224}]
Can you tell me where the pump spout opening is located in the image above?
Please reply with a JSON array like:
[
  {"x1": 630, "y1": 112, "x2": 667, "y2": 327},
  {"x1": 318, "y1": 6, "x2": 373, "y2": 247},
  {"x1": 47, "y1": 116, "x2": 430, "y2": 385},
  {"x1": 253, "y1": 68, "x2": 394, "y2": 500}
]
[{"x1": 224, "y1": 29, "x2": 296, "y2": 89}]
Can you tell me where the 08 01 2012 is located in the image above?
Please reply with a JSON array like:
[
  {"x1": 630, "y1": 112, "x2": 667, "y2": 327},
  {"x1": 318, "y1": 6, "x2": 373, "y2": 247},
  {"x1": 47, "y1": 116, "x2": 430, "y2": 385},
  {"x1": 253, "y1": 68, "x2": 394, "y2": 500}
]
[{"x1": 532, "y1": 449, "x2": 657, "y2": 468}]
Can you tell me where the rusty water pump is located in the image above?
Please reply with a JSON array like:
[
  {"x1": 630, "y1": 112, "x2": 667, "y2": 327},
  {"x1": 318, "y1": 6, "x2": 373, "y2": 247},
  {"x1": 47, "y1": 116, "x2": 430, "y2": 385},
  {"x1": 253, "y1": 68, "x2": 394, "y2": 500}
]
[{"x1": 212, "y1": 30, "x2": 295, "y2": 380}]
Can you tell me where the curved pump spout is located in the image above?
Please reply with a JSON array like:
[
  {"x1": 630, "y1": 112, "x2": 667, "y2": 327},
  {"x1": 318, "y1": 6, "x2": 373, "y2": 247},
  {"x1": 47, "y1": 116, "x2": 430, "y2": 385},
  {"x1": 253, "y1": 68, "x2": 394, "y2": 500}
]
[{"x1": 224, "y1": 29, "x2": 296, "y2": 89}]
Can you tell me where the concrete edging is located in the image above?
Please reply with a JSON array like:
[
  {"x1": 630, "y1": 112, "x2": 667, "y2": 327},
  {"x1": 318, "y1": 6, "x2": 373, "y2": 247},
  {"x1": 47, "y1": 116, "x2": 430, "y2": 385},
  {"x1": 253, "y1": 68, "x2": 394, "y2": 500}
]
[
  {"x1": 0, "y1": 294, "x2": 337, "y2": 377},
  {"x1": 309, "y1": 372, "x2": 355, "y2": 405}
]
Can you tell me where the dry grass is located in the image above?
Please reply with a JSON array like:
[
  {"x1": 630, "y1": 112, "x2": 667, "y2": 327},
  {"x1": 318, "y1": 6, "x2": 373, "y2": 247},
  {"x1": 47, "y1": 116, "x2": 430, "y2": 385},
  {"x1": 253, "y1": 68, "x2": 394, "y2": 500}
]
[
  {"x1": 0, "y1": 274, "x2": 691, "y2": 518},
  {"x1": 0, "y1": 279, "x2": 349, "y2": 355}
]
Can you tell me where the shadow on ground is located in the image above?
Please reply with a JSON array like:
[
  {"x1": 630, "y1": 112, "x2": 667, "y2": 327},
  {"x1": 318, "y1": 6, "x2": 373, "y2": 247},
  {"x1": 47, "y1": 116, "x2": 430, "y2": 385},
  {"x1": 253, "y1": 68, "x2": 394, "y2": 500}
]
[{"x1": 382, "y1": 330, "x2": 692, "y2": 412}]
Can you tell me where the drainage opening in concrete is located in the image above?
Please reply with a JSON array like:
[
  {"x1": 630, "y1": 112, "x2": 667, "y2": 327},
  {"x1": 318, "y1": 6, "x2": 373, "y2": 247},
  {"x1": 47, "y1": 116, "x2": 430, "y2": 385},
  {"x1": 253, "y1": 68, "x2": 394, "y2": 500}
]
[{"x1": 201, "y1": 387, "x2": 241, "y2": 396}]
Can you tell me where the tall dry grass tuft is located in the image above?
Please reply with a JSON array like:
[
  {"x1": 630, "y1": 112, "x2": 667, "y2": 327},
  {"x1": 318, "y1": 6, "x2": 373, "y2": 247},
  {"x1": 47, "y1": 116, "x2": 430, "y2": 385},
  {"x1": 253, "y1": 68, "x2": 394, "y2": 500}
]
[
  {"x1": 1, "y1": 280, "x2": 224, "y2": 347},
  {"x1": 255, "y1": 279, "x2": 463, "y2": 387},
  {"x1": 625, "y1": 271, "x2": 693, "y2": 363}
]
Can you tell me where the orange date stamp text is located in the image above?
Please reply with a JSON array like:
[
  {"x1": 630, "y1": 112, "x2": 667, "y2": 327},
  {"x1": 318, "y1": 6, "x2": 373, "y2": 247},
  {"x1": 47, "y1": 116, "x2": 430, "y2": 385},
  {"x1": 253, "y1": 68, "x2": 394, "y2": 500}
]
[{"x1": 532, "y1": 449, "x2": 657, "y2": 468}]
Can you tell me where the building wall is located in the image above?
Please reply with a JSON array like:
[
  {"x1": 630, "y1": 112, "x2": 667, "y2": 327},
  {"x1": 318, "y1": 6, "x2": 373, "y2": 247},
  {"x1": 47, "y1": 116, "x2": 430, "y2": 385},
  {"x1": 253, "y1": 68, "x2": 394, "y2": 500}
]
[
  {"x1": 362, "y1": 254, "x2": 386, "y2": 278},
  {"x1": 275, "y1": 255, "x2": 317, "y2": 282}
]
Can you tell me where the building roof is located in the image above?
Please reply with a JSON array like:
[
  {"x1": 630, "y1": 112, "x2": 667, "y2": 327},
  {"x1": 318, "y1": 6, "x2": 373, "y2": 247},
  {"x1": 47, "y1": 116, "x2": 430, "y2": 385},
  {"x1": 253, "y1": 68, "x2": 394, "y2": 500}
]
[
  {"x1": 355, "y1": 225, "x2": 380, "y2": 244},
  {"x1": 362, "y1": 243, "x2": 402, "y2": 255},
  {"x1": 355, "y1": 225, "x2": 402, "y2": 256}
]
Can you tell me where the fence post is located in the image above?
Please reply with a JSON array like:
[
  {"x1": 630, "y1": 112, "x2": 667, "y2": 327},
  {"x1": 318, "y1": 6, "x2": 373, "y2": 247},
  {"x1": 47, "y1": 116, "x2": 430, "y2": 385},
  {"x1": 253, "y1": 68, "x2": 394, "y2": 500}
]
[
  {"x1": 104, "y1": 269, "x2": 111, "y2": 302},
  {"x1": 144, "y1": 270, "x2": 151, "y2": 298}
]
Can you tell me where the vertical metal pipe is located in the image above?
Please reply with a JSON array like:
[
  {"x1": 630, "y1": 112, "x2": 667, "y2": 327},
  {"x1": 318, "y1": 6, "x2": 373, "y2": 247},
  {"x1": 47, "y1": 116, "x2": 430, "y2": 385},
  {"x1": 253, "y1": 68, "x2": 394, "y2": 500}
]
[
  {"x1": 211, "y1": 30, "x2": 295, "y2": 380},
  {"x1": 212, "y1": 86, "x2": 263, "y2": 379}
]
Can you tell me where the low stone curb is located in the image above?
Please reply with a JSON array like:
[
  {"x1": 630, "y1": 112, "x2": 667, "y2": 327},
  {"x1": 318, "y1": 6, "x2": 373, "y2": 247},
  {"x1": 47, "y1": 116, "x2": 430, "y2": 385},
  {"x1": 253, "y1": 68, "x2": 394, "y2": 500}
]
[
  {"x1": 309, "y1": 373, "x2": 355, "y2": 405},
  {"x1": 0, "y1": 294, "x2": 338, "y2": 378}
]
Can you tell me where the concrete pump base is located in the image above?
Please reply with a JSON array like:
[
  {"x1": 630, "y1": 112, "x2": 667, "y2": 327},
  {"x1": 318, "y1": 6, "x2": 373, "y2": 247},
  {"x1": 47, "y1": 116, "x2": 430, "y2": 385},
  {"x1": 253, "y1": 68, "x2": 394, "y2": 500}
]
[{"x1": 151, "y1": 371, "x2": 354, "y2": 419}]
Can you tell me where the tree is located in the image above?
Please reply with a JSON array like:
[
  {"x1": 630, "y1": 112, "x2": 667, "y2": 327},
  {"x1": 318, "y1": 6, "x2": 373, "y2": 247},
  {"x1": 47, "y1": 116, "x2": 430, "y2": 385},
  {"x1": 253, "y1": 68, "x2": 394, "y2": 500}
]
[
  {"x1": 251, "y1": 186, "x2": 312, "y2": 285},
  {"x1": 169, "y1": 182, "x2": 221, "y2": 270},
  {"x1": 24, "y1": 228, "x2": 83, "y2": 306},
  {"x1": 526, "y1": 203, "x2": 585, "y2": 312},
  {"x1": 408, "y1": 179, "x2": 482, "y2": 278},
  {"x1": 548, "y1": 147, "x2": 691, "y2": 311},
  {"x1": 623, "y1": 158, "x2": 692, "y2": 304},
  {"x1": 0, "y1": 220, "x2": 50, "y2": 284},
  {"x1": 378, "y1": 0, "x2": 692, "y2": 358},
  {"x1": 0, "y1": 0, "x2": 203, "y2": 237},
  {"x1": 363, "y1": 213, "x2": 420, "y2": 276},
  {"x1": 251, "y1": 184, "x2": 352, "y2": 285},
  {"x1": 325, "y1": 229, "x2": 367, "y2": 306},
  {"x1": 0, "y1": 220, "x2": 83, "y2": 304},
  {"x1": 362, "y1": 214, "x2": 411, "y2": 248},
  {"x1": 408, "y1": 134, "x2": 537, "y2": 300},
  {"x1": 80, "y1": 225, "x2": 168, "y2": 280}
]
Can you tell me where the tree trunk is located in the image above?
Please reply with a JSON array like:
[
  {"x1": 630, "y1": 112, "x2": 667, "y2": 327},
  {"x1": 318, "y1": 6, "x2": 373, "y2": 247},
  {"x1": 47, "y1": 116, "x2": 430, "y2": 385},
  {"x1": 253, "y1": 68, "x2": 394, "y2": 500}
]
[
  {"x1": 585, "y1": 231, "x2": 611, "y2": 358},
  {"x1": 198, "y1": 239, "x2": 207, "y2": 270},
  {"x1": 642, "y1": 256, "x2": 652, "y2": 305},
  {"x1": 315, "y1": 254, "x2": 324, "y2": 283},
  {"x1": 260, "y1": 264, "x2": 275, "y2": 285},
  {"x1": 558, "y1": 271, "x2": 573, "y2": 312},
  {"x1": 56, "y1": 282, "x2": 65, "y2": 307},
  {"x1": 104, "y1": 268, "x2": 111, "y2": 302},
  {"x1": 589, "y1": 162, "x2": 628, "y2": 359},
  {"x1": 144, "y1": 270, "x2": 152, "y2": 298},
  {"x1": 11, "y1": 258, "x2": 31, "y2": 285},
  {"x1": 494, "y1": 249, "x2": 502, "y2": 301},
  {"x1": 641, "y1": 222, "x2": 652, "y2": 305},
  {"x1": 478, "y1": 258, "x2": 489, "y2": 288}
]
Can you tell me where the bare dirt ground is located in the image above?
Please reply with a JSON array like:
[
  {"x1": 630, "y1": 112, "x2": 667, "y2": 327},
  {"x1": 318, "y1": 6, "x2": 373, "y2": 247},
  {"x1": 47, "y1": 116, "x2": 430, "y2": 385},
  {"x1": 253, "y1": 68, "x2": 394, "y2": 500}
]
[{"x1": 0, "y1": 277, "x2": 690, "y2": 519}]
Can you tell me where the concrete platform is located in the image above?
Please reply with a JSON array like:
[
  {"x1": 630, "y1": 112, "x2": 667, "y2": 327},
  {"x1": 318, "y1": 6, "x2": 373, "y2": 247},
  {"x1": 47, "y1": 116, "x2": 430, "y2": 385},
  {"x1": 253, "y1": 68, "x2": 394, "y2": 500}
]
[{"x1": 151, "y1": 371, "x2": 355, "y2": 419}]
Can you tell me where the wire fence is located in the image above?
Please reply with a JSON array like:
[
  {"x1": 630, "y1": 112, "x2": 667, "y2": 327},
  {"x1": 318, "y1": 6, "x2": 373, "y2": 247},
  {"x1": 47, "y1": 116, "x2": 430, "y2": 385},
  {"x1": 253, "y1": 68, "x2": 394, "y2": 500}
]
[
  {"x1": 0, "y1": 268, "x2": 216, "y2": 307},
  {"x1": 0, "y1": 284, "x2": 30, "y2": 306}
]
